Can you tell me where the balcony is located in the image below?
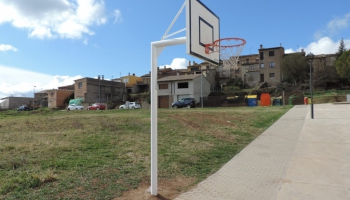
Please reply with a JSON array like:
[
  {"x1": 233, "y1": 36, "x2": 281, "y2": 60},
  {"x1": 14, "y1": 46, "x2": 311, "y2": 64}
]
[{"x1": 240, "y1": 60, "x2": 259, "y2": 65}]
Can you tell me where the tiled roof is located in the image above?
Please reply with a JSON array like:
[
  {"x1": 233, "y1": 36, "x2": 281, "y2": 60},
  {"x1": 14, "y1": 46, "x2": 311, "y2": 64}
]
[{"x1": 158, "y1": 74, "x2": 201, "y2": 82}]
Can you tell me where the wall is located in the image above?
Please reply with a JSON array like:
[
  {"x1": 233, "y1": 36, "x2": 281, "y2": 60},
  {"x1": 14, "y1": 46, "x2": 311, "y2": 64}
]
[
  {"x1": 47, "y1": 90, "x2": 74, "y2": 108},
  {"x1": 258, "y1": 47, "x2": 284, "y2": 86},
  {"x1": 193, "y1": 76, "x2": 211, "y2": 103},
  {"x1": 75, "y1": 78, "x2": 125, "y2": 104},
  {"x1": 3, "y1": 97, "x2": 34, "y2": 109}
]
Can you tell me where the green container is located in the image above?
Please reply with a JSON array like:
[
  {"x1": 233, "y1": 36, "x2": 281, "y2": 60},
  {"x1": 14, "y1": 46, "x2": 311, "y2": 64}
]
[{"x1": 288, "y1": 95, "x2": 294, "y2": 105}]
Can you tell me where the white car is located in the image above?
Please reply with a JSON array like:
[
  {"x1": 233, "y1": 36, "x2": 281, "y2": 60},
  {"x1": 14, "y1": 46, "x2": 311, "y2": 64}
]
[
  {"x1": 67, "y1": 104, "x2": 84, "y2": 110},
  {"x1": 119, "y1": 102, "x2": 141, "y2": 109}
]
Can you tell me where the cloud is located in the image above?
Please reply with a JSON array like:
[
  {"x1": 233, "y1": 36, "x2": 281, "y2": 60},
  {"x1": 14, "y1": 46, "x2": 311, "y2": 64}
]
[
  {"x1": 0, "y1": 0, "x2": 107, "y2": 39},
  {"x1": 315, "y1": 12, "x2": 350, "y2": 39},
  {"x1": 0, "y1": 64, "x2": 82, "y2": 98},
  {"x1": 163, "y1": 58, "x2": 187, "y2": 69},
  {"x1": 327, "y1": 12, "x2": 350, "y2": 33},
  {"x1": 113, "y1": 9, "x2": 122, "y2": 23},
  {"x1": 0, "y1": 44, "x2": 18, "y2": 52},
  {"x1": 286, "y1": 37, "x2": 350, "y2": 55},
  {"x1": 284, "y1": 48, "x2": 295, "y2": 54}
]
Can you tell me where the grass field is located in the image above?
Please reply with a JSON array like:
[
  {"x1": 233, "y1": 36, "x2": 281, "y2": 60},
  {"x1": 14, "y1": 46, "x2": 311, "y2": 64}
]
[{"x1": 0, "y1": 106, "x2": 290, "y2": 199}]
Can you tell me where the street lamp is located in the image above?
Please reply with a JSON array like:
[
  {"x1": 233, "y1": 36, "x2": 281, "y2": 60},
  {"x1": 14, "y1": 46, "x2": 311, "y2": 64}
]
[
  {"x1": 306, "y1": 52, "x2": 314, "y2": 119},
  {"x1": 97, "y1": 75, "x2": 102, "y2": 103},
  {"x1": 33, "y1": 86, "x2": 36, "y2": 111}
]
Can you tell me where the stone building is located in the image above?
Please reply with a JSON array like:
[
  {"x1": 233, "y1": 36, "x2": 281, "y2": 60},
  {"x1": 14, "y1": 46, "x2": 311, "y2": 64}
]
[
  {"x1": 74, "y1": 77, "x2": 125, "y2": 104},
  {"x1": 0, "y1": 97, "x2": 33, "y2": 110}
]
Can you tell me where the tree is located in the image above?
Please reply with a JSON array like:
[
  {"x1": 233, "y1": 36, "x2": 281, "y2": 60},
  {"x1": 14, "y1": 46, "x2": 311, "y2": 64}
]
[
  {"x1": 313, "y1": 57, "x2": 340, "y2": 88},
  {"x1": 281, "y1": 53, "x2": 309, "y2": 85},
  {"x1": 336, "y1": 38, "x2": 347, "y2": 59},
  {"x1": 335, "y1": 50, "x2": 350, "y2": 80}
]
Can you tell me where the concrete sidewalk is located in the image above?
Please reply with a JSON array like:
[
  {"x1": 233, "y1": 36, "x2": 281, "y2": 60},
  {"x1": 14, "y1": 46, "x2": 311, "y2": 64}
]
[{"x1": 175, "y1": 104, "x2": 350, "y2": 200}]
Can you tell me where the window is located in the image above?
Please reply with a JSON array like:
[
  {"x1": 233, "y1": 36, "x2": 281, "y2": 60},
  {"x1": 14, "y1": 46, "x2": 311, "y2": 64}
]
[
  {"x1": 78, "y1": 82, "x2": 82, "y2": 88},
  {"x1": 159, "y1": 83, "x2": 168, "y2": 89},
  {"x1": 269, "y1": 51, "x2": 275, "y2": 56},
  {"x1": 260, "y1": 52, "x2": 264, "y2": 60},
  {"x1": 269, "y1": 62, "x2": 275, "y2": 68},
  {"x1": 178, "y1": 82, "x2": 189, "y2": 89},
  {"x1": 246, "y1": 58, "x2": 249, "y2": 64},
  {"x1": 235, "y1": 69, "x2": 239, "y2": 74},
  {"x1": 260, "y1": 63, "x2": 264, "y2": 68},
  {"x1": 191, "y1": 67, "x2": 199, "y2": 71},
  {"x1": 269, "y1": 73, "x2": 275, "y2": 77}
]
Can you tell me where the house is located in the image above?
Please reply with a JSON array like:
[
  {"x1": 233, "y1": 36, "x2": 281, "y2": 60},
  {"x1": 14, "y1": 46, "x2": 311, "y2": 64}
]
[
  {"x1": 186, "y1": 61, "x2": 217, "y2": 90},
  {"x1": 157, "y1": 74, "x2": 211, "y2": 108},
  {"x1": 256, "y1": 45, "x2": 285, "y2": 85},
  {"x1": 237, "y1": 54, "x2": 260, "y2": 87},
  {"x1": 34, "y1": 90, "x2": 49, "y2": 107},
  {"x1": 138, "y1": 67, "x2": 189, "y2": 93},
  {"x1": 113, "y1": 73, "x2": 143, "y2": 94},
  {"x1": 74, "y1": 77, "x2": 125, "y2": 104},
  {"x1": 0, "y1": 97, "x2": 33, "y2": 110},
  {"x1": 312, "y1": 54, "x2": 338, "y2": 88},
  {"x1": 138, "y1": 73, "x2": 151, "y2": 93},
  {"x1": 45, "y1": 89, "x2": 74, "y2": 109}
]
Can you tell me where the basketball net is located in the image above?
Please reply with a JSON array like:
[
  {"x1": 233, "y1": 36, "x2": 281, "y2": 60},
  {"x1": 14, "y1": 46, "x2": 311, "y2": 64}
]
[{"x1": 205, "y1": 38, "x2": 246, "y2": 70}]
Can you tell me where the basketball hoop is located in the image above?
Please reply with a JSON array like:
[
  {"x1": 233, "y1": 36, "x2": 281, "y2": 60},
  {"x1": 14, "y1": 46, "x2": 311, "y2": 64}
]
[{"x1": 205, "y1": 38, "x2": 246, "y2": 70}]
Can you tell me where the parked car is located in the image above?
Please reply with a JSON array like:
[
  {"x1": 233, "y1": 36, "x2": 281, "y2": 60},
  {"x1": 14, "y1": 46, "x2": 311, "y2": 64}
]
[
  {"x1": 67, "y1": 104, "x2": 84, "y2": 110},
  {"x1": 87, "y1": 103, "x2": 106, "y2": 110},
  {"x1": 172, "y1": 98, "x2": 196, "y2": 108},
  {"x1": 17, "y1": 105, "x2": 30, "y2": 111},
  {"x1": 119, "y1": 102, "x2": 141, "y2": 109}
]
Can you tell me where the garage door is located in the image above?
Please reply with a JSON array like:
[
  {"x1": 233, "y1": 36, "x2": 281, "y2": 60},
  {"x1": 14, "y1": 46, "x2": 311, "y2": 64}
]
[{"x1": 158, "y1": 96, "x2": 169, "y2": 108}]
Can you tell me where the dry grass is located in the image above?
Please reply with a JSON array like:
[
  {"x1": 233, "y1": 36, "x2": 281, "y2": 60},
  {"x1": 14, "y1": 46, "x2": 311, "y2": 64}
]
[{"x1": 0, "y1": 106, "x2": 290, "y2": 199}]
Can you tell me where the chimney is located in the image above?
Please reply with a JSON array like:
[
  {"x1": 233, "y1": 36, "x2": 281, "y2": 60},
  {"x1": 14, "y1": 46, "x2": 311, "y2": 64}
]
[
  {"x1": 133, "y1": 73, "x2": 135, "y2": 76},
  {"x1": 188, "y1": 61, "x2": 191, "y2": 66},
  {"x1": 260, "y1": 44, "x2": 263, "y2": 49},
  {"x1": 98, "y1": 75, "x2": 100, "y2": 80},
  {"x1": 164, "y1": 66, "x2": 166, "y2": 69},
  {"x1": 102, "y1": 75, "x2": 104, "y2": 80},
  {"x1": 301, "y1": 49, "x2": 304, "y2": 52}
]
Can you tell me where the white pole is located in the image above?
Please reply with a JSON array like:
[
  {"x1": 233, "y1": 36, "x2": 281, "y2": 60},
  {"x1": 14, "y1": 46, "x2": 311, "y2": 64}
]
[
  {"x1": 150, "y1": 37, "x2": 186, "y2": 196},
  {"x1": 150, "y1": 42, "x2": 158, "y2": 196}
]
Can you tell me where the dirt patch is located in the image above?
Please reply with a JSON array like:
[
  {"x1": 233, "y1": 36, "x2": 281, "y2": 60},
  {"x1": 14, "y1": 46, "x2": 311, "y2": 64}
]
[
  {"x1": 169, "y1": 112, "x2": 239, "y2": 141},
  {"x1": 114, "y1": 177, "x2": 196, "y2": 200}
]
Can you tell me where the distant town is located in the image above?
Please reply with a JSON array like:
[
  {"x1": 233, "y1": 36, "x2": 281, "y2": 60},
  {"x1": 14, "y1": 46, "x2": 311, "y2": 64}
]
[{"x1": 0, "y1": 43, "x2": 346, "y2": 110}]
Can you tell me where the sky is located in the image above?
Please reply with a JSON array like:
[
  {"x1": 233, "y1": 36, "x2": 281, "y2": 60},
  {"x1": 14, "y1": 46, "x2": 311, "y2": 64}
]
[{"x1": 1, "y1": 0, "x2": 350, "y2": 98}]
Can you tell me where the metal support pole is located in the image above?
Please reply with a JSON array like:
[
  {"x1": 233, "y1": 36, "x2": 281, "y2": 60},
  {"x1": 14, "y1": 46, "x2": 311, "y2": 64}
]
[
  {"x1": 150, "y1": 37, "x2": 186, "y2": 196},
  {"x1": 201, "y1": 68, "x2": 203, "y2": 108},
  {"x1": 310, "y1": 63, "x2": 314, "y2": 119},
  {"x1": 99, "y1": 78, "x2": 101, "y2": 103},
  {"x1": 33, "y1": 86, "x2": 36, "y2": 111}
]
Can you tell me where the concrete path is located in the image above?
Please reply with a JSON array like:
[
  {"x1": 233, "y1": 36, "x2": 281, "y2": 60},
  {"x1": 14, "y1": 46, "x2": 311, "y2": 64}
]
[{"x1": 175, "y1": 104, "x2": 350, "y2": 200}]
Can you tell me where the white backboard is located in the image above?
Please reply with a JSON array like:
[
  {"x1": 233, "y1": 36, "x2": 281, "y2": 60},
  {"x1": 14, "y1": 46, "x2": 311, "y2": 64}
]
[{"x1": 186, "y1": 0, "x2": 220, "y2": 65}]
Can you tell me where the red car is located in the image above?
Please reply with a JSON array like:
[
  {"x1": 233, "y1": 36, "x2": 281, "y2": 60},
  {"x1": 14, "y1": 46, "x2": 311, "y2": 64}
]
[{"x1": 87, "y1": 103, "x2": 106, "y2": 110}]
